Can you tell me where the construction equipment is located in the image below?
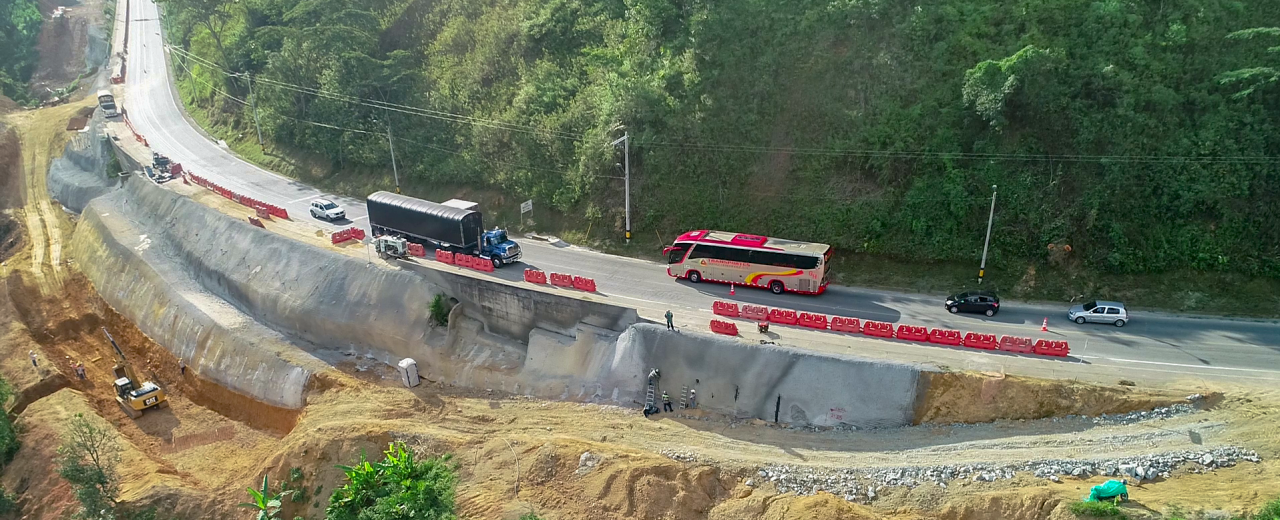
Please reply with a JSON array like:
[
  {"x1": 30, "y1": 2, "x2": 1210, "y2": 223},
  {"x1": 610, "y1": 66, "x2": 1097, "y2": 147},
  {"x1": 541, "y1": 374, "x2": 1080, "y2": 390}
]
[
  {"x1": 374, "y1": 235, "x2": 409, "y2": 259},
  {"x1": 102, "y1": 328, "x2": 167, "y2": 419}
]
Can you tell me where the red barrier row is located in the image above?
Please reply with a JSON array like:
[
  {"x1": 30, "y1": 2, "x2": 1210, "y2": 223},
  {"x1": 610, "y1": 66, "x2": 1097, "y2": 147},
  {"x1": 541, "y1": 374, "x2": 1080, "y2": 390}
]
[
  {"x1": 121, "y1": 109, "x2": 148, "y2": 147},
  {"x1": 435, "y1": 250, "x2": 453, "y2": 264},
  {"x1": 1033, "y1": 339, "x2": 1070, "y2": 357},
  {"x1": 524, "y1": 269, "x2": 548, "y2": 284},
  {"x1": 572, "y1": 276, "x2": 596, "y2": 292},
  {"x1": 798, "y1": 312, "x2": 828, "y2": 330},
  {"x1": 964, "y1": 332, "x2": 998, "y2": 350},
  {"x1": 831, "y1": 316, "x2": 861, "y2": 333},
  {"x1": 408, "y1": 243, "x2": 426, "y2": 257},
  {"x1": 708, "y1": 299, "x2": 1068, "y2": 358},
  {"x1": 896, "y1": 325, "x2": 929, "y2": 342},
  {"x1": 999, "y1": 335, "x2": 1036, "y2": 354},
  {"x1": 863, "y1": 321, "x2": 895, "y2": 338},
  {"x1": 713, "y1": 301, "x2": 740, "y2": 317},
  {"x1": 451, "y1": 254, "x2": 494, "y2": 272},
  {"x1": 768, "y1": 309, "x2": 798, "y2": 325},
  {"x1": 929, "y1": 329, "x2": 963, "y2": 346},
  {"x1": 550, "y1": 273, "x2": 574, "y2": 287},
  {"x1": 330, "y1": 227, "x2": 366, "y2": 244},
  {"x1": 710, "y1": 320, "x2": 739, "y2": 336},
  {"x1": 742, "y1": 304, "x2": 768, "y2": 321},
  {"x1": 186, "y1": 173, "x2": 290, "y2": 219}
]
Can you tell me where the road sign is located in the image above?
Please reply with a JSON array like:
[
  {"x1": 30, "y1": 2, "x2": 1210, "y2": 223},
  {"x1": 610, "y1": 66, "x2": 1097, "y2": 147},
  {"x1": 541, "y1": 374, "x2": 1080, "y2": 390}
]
[{"x1": 520, "y1": 200, "x2": 533, "y2": 214}]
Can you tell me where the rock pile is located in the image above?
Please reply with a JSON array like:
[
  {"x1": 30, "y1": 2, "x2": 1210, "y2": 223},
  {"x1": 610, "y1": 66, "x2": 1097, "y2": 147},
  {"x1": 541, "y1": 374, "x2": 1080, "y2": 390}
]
[{"x1": 756, "y1": 446, "x2": 1259, "y2": 503}]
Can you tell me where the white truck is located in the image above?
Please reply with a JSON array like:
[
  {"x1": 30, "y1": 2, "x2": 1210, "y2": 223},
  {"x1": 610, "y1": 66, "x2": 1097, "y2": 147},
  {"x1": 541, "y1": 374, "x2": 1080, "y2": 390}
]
[{"x1": 97, "y1": 90, "x2": 119, "y2": 118}]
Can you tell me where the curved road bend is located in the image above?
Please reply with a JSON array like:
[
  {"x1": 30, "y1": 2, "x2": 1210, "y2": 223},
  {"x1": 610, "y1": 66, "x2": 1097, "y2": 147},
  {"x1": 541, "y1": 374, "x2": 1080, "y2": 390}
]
[{"x1": 123, "y1": 0, "x2": 1280, "y2": 383}]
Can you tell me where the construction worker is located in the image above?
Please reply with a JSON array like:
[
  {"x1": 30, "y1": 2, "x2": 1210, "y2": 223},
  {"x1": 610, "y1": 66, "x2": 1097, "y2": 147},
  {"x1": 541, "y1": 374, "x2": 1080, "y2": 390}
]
[
  {"x1": 29, "y1": 350, "x2": 38, "y2": 368},
  {"x1": 662, "y1": 391, "x2": 672, "y2": 412},
  {"x1": 647, "y1": 368, "x2": 660, "y2": 386},
  {"x1": 665, "y1": 310, "x2": 674, "y2": 331},
  {"x1": 180, "y1": 359, "x2": 187, "y2": 376},
  {"x1": 688, "y1": 389, "x2": 697, "y2": 409}
]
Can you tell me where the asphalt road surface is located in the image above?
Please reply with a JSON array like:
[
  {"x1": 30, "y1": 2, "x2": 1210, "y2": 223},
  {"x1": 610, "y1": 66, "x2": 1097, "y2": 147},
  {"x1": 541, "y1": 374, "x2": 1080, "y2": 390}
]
[{"x1": 123, "y1": 0, "x2": 1280, "y2": 383}]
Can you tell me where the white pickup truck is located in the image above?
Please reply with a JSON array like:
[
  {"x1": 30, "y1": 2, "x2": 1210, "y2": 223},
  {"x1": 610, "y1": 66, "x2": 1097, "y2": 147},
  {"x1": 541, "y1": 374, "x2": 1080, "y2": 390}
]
[{"x1": 97, "y1": 90, "x2": 119, "y2": 118}]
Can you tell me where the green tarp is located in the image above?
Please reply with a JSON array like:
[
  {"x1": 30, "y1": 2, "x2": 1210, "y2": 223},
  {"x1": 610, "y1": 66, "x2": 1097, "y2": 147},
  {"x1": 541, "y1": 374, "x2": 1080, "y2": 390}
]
[{"x1": 1085, "y1": 479, "x2": 1129, "y2": 502}]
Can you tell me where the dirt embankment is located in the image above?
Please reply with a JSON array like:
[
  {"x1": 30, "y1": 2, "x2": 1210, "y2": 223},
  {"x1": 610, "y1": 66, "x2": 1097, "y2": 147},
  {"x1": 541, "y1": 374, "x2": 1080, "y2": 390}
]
[{"x1": 915, "y1": 372, "x2": 1191, "y2": 425}]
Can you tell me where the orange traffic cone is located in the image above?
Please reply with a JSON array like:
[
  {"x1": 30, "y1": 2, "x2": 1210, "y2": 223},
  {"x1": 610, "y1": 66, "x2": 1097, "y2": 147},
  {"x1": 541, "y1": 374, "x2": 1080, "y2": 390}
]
[
  {"x1": 730, "y1": 283, "x2": 735, "y2": 295},
  {"x1": 1041, "y1": 317, "x2": 1049, "y2": 332}
]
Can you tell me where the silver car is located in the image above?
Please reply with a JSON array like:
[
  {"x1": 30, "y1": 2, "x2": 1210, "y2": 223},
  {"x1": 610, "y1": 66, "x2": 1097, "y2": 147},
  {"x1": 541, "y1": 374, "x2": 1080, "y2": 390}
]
[{"x1": 1068, "y1": 300, "x2": 1128, "y2": 327}]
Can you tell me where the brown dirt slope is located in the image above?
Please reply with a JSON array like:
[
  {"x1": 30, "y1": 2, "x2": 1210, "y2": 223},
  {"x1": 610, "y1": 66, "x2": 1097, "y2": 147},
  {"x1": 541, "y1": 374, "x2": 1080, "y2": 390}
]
[{"x1": 915, "y1": 371, "x2": 1190, "y2": 425}]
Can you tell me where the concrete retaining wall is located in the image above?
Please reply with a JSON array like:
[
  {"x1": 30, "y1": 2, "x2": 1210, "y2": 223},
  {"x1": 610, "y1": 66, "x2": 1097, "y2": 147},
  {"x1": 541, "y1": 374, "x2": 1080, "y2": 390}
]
[
  {"x1": 72, "y1": 185, "x2": 318, "y2": 408},
  {"x1": 71, "y1": 178, "x2": 925, "y2": 427},
  {"x1": 47, "y1": 118, "x2": 119, "y2": 213}
]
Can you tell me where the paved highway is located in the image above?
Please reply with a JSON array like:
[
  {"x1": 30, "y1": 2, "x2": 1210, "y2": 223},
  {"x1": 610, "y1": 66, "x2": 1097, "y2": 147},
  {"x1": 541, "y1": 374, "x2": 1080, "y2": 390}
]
[{"x1": 123, "y1": 0, "x2": 1280, "y2": 383}]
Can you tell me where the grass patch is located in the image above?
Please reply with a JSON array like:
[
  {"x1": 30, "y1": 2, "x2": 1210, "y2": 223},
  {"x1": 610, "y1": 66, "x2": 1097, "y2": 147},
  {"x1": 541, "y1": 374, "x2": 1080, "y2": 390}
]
[
  {"x1": 1069, "y1": 500, "x2": 1127, "y2": 519},
  {"x1": 429, "y1": 293, "x2": 450, "y2": 327}
]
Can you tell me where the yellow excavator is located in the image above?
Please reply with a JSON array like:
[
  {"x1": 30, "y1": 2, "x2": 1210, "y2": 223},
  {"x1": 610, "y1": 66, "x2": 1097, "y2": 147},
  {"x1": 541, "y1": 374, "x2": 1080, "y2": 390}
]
[{"x1": 102, "y1": 328, "x2": 168, "y2": 418}]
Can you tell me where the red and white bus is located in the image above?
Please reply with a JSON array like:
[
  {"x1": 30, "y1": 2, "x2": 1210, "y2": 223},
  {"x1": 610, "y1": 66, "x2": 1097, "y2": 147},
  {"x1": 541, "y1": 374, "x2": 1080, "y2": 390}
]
[{"x1": 663, "y1": 230, "x2": 832, "y2": 295}]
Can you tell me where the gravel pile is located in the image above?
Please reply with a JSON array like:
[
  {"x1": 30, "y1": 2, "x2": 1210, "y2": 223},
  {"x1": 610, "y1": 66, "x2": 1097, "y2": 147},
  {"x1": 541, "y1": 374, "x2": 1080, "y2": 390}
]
[{"x1": 756, "y1": 446, "x2": 1259, "y2": 503}]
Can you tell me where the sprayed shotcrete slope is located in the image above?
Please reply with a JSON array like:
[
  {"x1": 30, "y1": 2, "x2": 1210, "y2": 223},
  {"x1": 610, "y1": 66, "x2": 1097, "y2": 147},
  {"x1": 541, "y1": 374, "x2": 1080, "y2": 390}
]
[{"x1": 69, "y1": 177, "x2": 930, "y2": 426}]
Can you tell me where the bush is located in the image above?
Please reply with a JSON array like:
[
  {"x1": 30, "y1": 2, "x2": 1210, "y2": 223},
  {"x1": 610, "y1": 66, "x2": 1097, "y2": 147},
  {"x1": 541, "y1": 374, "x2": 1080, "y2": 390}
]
[
  {"x1": 326, "y1": 442, "x2": 457, "y2": 520},
  {"x1": 1069, "y1": 500, "x2": 1126, "y2": 519},
  {"x1": 428, "y1": 294, "x2": 450, "y2": 327},
  {"x1": 56, "y1": 413, "x2": 122, "y2": 520},
  {"x1": 0, "y1": 377, "x2": 19, "y2": 467}
]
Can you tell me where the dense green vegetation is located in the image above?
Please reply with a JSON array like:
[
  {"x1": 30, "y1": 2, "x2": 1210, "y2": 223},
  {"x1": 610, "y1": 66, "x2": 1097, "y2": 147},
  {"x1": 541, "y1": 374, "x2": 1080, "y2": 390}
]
[
  {"x1": 325, "y1": 442, "x2": 458, "y2": 520},
  {"x1": 0, "y1": 0, "x2": 42, "y2": 103},
  {"x1": 163, "y1": 0, "x2": 1280, "y2": 284}
]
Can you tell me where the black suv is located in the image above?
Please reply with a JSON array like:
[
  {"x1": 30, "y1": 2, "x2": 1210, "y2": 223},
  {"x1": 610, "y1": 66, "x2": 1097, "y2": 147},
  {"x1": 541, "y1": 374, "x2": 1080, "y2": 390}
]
[{"x1": 945, "y1": 290, "x2": 1000, "y2": 317}]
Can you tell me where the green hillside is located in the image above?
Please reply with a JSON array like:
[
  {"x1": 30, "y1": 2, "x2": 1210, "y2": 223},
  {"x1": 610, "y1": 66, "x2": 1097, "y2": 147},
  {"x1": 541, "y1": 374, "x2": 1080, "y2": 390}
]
[
  {"x1": 161, "y1": 0, "x2": 1280, "y2": 310},
  {"x1": 0, "y1": 0, "x2": 42, "y2": 103}
]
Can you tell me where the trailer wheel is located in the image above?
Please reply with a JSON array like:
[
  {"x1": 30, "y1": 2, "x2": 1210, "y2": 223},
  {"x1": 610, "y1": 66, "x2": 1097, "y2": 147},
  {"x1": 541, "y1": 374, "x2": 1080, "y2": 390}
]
[{"x1": 491, "y1": 257, "x2": 503, "y2": 268}]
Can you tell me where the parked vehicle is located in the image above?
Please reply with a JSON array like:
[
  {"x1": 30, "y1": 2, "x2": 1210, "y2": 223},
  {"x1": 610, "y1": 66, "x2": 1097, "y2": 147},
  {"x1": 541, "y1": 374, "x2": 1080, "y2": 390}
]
[
  {"x1": 1068, "y1": 300, "x2": 1128, "y2": 327},
  {"x1": 97, "y1": 90, "x2": 119, "y2": 118},
  {"x1": 945, "y1": 290, "x2": 1000, "y2": 316},
  {"x1": 309, "y1": 199, "x2": 346, "y2": 221},
  {"x1": 366, "y1": 191, "x2": 521, "y2": 268},
  {"x1": 374, "y1": 235, "x2": 409, "y2": 259}
]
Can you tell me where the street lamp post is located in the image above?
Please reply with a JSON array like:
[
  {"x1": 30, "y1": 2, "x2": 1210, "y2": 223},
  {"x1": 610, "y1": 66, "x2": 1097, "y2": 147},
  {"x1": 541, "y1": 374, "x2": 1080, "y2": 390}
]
[
  {"x1": 609, "y1": 130, "x2": 631, "y2": 242},
  {"x1": 978, "y1": 184, "x2": 997, "y2": 284},
  {"x1": 374, "y1": 116, "x2": 401, "y2": 194}
]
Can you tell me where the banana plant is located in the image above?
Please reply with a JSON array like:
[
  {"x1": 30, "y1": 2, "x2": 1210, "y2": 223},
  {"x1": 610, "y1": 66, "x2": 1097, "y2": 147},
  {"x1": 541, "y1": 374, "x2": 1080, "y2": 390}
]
[{"x1": 239, "y1": 475, "x2": 293, "y2": 520}]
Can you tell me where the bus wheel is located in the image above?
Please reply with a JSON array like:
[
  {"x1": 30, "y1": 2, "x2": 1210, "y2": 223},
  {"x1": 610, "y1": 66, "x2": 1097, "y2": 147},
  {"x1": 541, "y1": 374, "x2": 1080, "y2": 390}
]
[
  {"x1": 769, "y1": 281, "x2": 785, "y2": 295},
  {"x1": 687, "y1": 271, "x2": 702, "y2": 283}
]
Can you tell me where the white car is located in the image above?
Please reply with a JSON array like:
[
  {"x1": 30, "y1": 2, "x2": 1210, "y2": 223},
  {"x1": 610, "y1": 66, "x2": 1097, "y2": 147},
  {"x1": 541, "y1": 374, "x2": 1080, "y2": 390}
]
[{"x1": 309, "y1": 199, "x2": 346, "y2": 221}]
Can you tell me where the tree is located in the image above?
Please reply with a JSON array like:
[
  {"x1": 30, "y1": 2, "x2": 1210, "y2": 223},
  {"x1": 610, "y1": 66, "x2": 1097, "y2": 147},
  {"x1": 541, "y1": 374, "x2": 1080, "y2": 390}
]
[
  {"x1": 0, "y1": 376, "x2": 18, "y2": 467},
  {"x1": 155, "y1": 0, "x2": 240, "y2": 68},
  {"x1": 325, "y1": 442, "x2": 457, "y2": 520},
  {"x1": 1219, "y1": 27, "x2": 1280, "y2": 98},
  {"x1": 56, "y1": 413, "x2": 122, "y2": 520},
  {"x1": 239, "y1": 475, "x2": 292, "y2": 520}
]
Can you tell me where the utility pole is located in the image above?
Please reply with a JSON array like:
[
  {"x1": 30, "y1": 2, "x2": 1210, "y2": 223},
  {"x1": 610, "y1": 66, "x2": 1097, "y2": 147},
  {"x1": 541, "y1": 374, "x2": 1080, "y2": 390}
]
[
  {"x1": 609, "y1": 131, "x2": 631, "y2": 241},
  {"x1": 385, "y1": 115, "x2": 401, "y2": 194},
  {"x1": 247, "y1": 73, "x2": 264, "y2": 151},
  {"x1": 978, "y1": 184, "x2": 997, "y2": 284}
]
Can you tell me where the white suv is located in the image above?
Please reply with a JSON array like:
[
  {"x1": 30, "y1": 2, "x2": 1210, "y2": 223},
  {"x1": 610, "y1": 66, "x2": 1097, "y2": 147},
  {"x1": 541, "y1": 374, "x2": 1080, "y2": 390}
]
[
  {"x1": 309, "y1": 199, "x2": 346, "y2": 221},
  {"x1": 1068, "y1": 300, "x2": 1129, "y2": 327}
]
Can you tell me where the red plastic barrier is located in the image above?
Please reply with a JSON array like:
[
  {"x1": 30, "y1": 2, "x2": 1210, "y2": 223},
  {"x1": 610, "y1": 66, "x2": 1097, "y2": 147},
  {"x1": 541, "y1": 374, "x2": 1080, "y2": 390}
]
[
  {"x1": 170, "y1": 163, "x2": 184, "y2": 175},
  {"x1": 524, "y1": 269, "x2": 548, "y2": 284},
  {"x1": 248, "y1": 216, "x2": 264, "y2": 228},
  {"x1": 862, "y1": 321, "x2": 895, "y2": 338},
  {"x1": 550, "y1": 273, "x2": 575, "y2": 288},
  {"x1": 767, "y1": 308, "x2": 798, "y2": 325},
  {"x1": 408, "y1": 243, "x2": 426, "y2": 257},
  {"x1": 741, "y1": 304, "x2": 768, "y2": 321},
  {"x1": 896, "y1": 325, "x2": 929, "y2": 342},
  {"x1": 798, "y1": 312, "x2": 829, "y2": 330},
  {"x1": 999, "y1": 335, "x2": 1036, "y2": 354},
  {"x1": 1032, "y1": 339, "x2": 1071, "y2": 357},
  {"x1": 331, "y1": 229, "x2": 355, "y2": 244},
  {"x1": 710, "y1": 320, "x2": 739, "y2": 336},
  {"x1": 713, "y1": 301, "x2": 741, "y2": 318},
  {"x1": 963, "y1": 332, "x2": 998, "y2": 350},
  {"x1": 455, "y1": 254, "x2": 473, "y2": 268},
  {"x1": 572, "y1": 276, "x2": 597, "y2": 291},
  {"x1": 435, "y1": 249, "x2": 454, "y2": 264},
  {"x1": 255, "y1": 206, "x2": 270, "y2": 219},
  {"x1": 830, "y1": 316, "x2": 861, "y2": 333},
  {"x1": 474, "y1": 258, "x2": 495, "y2": 272},
  {"x1": 928, "y1": 329, "x2": 963, "y2": 346},
  {"x1": 351, "y1": 228, "x2": 366, "y2": 240}
]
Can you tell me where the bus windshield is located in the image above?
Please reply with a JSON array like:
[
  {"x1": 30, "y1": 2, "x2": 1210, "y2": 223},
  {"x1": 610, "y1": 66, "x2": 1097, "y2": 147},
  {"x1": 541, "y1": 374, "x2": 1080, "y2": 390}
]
[{"x1": 666, "y1": 243, "x2": 690, "y2": 264}]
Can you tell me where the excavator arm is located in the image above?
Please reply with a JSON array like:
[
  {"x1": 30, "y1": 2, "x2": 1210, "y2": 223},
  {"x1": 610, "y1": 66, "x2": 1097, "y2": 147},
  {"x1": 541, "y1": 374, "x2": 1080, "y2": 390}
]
[{"x1": 102, "y1": 327, "x2": 140, "y2": 386}]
